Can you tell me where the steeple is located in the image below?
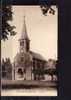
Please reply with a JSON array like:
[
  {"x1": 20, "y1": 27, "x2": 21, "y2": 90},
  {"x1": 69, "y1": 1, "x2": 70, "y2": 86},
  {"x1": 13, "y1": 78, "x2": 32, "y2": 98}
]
[
  {"x1": 19, "y1": 16, "x2": 30, "y2": 53},
  {"x1": 20, "y1": 16, "x2": 29, "y2": 40}
]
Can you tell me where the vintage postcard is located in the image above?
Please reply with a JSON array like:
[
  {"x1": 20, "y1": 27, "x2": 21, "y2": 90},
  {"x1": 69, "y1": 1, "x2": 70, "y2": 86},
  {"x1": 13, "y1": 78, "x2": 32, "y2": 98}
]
[{"x1": 1, "y1": 5, "x2": 58, "y2": 96}]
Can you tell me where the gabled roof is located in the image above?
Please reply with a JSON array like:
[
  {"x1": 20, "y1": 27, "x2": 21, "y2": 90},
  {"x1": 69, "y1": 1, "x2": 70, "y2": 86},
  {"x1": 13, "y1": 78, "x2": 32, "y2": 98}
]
[
  {"x1": 30, "y1": 51, "x2": 47, "y2": 62},
  {"x1": 14, "y1": 51, "x2": 47, "y2": 64}
]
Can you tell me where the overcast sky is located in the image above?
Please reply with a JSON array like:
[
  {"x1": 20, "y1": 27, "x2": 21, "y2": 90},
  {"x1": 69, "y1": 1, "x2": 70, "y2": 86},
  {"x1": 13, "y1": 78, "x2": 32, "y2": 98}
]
[{"x1": 1, "y1": 6, "x2": 58, "y2": 62}]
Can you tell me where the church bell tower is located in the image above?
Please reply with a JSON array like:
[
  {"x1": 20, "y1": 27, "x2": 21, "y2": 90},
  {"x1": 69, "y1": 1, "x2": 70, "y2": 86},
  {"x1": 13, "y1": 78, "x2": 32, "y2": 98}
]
[
  {"x1": 14, "y1": 16, "x2": 32, "y2": 80},
  {"x1": 19, "y1": 16, "x2": 30, "y2": 53}
]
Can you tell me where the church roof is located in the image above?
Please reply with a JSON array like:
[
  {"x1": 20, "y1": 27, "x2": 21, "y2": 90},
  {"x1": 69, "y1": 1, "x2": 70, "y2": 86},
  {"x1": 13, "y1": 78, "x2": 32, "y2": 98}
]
[
  {"x1": 15, "y1": 16, "x2": 47, "y2": 63},
  {"x1": 14, "y1": 51, "x2": 47, "y2": 64},
  {"x1": 19, "y1": 16, "x2": 29, "y2": 40},
  {"x1": 30, "y1": 51, "x2": 46, "y2": 61}
]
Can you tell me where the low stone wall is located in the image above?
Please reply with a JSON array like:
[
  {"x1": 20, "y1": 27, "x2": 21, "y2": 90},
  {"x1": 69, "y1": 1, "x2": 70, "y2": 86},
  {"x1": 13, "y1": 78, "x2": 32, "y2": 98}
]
[{"x1": 1, "y1": 80, "x2": 57, "y2": 89}]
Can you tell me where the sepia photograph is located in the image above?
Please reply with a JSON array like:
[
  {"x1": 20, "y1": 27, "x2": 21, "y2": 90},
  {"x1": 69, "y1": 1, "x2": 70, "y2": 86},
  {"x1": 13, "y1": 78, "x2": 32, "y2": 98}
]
[{"x1": 1, "y1": 5, "x2": 58, "y2": 96}]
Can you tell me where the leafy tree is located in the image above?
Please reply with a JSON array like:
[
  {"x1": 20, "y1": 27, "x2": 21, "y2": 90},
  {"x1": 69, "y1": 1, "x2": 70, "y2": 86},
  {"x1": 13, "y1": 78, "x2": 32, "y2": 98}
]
[
  {"x1": 32, "y1": 68, "x2": 44, "y2": 80},
  {"x1": 39, "y1": 0, "x2": 57, "y2": 16},
  {"x1": 1, "y1": 0, "x2": 16, "y2": 40},
  {"x1": 5, "y1": 58, "x2": 12, "y2": 71},
  {"x1": 1, "y1": 57, "x2": 12, "y2": 79},
  {"x1": 47, "y1": 59, "x2": 56, "y2": 68},
  {"x1": 45, "y1": 59, "x2": 57, "y2": 81},
  {"x1": 1, "y1": 58, "x2": 5, "y2": 71}
]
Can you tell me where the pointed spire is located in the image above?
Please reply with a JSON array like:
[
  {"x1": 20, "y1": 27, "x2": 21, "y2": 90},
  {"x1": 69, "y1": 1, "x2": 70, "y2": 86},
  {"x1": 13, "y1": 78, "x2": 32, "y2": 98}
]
[{"x1": 20, "y1": 16, "x2": 29, "y2": 40}]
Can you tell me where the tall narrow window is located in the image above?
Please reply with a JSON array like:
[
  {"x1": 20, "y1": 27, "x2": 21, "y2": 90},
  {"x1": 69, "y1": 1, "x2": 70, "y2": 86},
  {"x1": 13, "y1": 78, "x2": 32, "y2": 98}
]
[
  {"x1": 20, "y1": 41, "x2": 24, "y2": 46},
  {"x1": 26, "y1": 41, "x2": 29, "y2": 51}
]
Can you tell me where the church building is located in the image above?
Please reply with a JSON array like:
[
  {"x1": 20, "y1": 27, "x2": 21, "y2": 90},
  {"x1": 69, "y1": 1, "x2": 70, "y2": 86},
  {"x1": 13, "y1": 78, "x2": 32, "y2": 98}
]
[{"x1": 13, "y1": 16, "x2": 48, "y2": 80}]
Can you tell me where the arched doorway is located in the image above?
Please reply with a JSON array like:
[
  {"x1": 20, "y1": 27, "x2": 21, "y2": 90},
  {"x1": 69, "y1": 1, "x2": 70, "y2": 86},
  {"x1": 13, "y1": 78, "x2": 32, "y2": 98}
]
[
  {"x1": 18, "y1": 68, "x2": 23, "y2": 75},
  {"x1": 17, "y1": 68, "x2": 24, "y2": 80}
]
